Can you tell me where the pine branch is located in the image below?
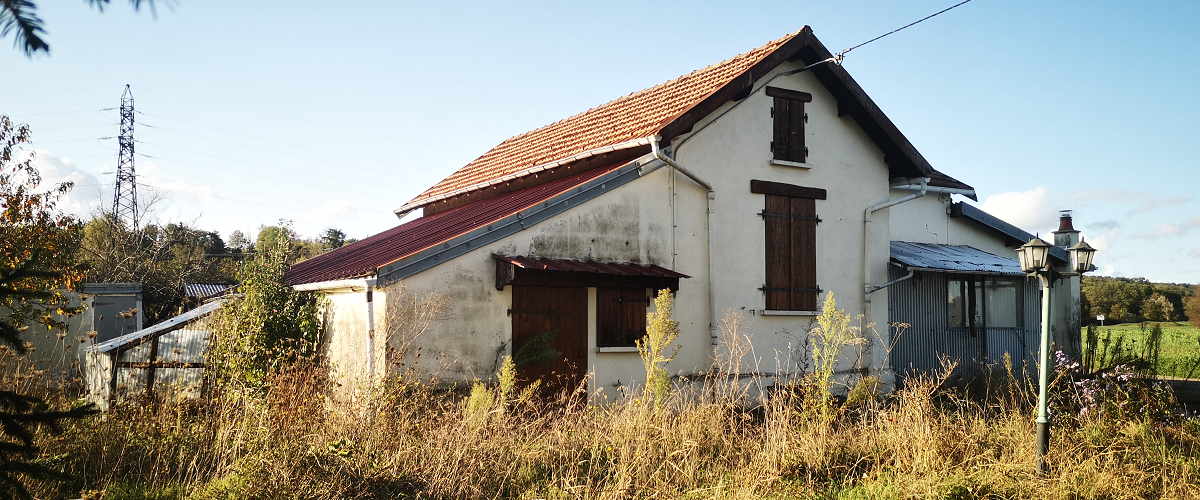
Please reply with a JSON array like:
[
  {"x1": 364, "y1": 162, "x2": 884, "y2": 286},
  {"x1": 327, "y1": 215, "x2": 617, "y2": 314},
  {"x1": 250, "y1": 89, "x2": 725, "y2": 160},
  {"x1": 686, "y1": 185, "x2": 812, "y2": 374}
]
[{"x1": 0, "y1": 0, "x2": 47, "y2": 56}]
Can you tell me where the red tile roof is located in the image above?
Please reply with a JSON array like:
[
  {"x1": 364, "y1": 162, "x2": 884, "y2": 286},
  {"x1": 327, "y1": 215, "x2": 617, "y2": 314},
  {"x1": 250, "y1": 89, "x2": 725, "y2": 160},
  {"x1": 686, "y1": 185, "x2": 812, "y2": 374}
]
[
  {"x1": 286, "y1": 162, "x2": 626, "y2": 285},
  {"x1": 401, "y1": 30, "x2": 802, "y2": 211}
]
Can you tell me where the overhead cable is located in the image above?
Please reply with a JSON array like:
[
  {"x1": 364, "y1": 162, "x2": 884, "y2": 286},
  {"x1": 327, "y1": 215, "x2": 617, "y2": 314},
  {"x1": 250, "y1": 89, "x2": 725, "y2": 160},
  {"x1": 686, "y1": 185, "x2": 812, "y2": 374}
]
[{"x1": 838, "y1": 0, "x2": 976, "y2": 61}]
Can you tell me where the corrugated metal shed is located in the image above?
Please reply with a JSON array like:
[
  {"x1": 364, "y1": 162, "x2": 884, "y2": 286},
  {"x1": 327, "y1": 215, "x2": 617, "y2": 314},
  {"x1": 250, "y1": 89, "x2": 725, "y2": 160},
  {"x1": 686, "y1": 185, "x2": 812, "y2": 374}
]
[
  {"x1": 93, "y1": 298, "x2": 226, "y2": 354},
  {"x1": 890, "y1": 241, "x2": 1024, "y2": 275},
  {"x1": 286, "y1": 161, "x2": 626, "y2": 285},
  {"x1": 494, "y1": 255, "x2": 690, "y2": 278},
  {"x1": 183, "y1": 283, "x2": 233, "y2": 299}
]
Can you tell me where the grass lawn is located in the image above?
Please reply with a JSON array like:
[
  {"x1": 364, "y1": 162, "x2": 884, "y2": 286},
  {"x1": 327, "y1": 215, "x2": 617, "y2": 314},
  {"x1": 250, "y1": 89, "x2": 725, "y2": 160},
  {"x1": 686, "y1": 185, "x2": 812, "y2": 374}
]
[{"x1": 1084, "y1": 322, "x2": 1200, "y2": 379}]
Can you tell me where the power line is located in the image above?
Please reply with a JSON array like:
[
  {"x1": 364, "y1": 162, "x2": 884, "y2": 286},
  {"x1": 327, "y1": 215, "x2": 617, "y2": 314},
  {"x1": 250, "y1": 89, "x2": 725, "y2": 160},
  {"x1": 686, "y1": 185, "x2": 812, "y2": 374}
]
[
  {"x1": 0, "y1": 85, "x2": 119, "y2": 96},
  {"x1": 139, "y1": 111, "x2": 448, "y2": 170},
  {"x1": 131, "y1": 85, "x2": 467, "y2": 154},
  {"x1": 26, "y1": 124, "x2": 113, "y2": 131},
  {"x1": 839, "y1": 0, "x2": 977, "y2": 59},
  {"x1": 136, "y1": 180, "x2": 394, "y2": 223},
  {"x1": 137, "y1": 179, "x2": 393, "y2": 214},
  {"x1": 26, "y1": 138, "x2": 113, "y2": 144},
  {"x1": 137, "y1": 121, "x2": 444, "y2": 179},
  {"x1": 136, "y1": 140, "x2": 420, "y2": 186},
  {"x1": 8, "y1": 109, "x2": 106, "y2": 118},
  {"x1": 133, "y1": 152, "x2": 409, "y2": 200}
]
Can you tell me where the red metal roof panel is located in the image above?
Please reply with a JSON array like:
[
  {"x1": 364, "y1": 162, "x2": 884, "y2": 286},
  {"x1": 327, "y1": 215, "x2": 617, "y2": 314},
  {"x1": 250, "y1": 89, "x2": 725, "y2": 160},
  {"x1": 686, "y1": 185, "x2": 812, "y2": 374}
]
[
  {"x1": 286, "y1": 162, "x2": 626, "y2": 285},
  {"x1": 495, "y1": 256, "x2": 690, "y2": 279}
]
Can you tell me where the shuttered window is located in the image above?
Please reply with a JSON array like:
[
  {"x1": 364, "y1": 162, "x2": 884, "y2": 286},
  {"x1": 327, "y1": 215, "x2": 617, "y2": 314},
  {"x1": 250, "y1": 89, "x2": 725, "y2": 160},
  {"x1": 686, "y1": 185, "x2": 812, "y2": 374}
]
[
  {"x1": 766, "y1": 86, "x2": 812, "y2": 163},
  {"x1": 751, "y1": 179, "x2": 826, "y2": 312},
  {"x1": 762, "y1": 195, "x2": 820, "y2": 311},
  {"x1": 597, "y1": 288, "x2": 649, "y2": 347}
]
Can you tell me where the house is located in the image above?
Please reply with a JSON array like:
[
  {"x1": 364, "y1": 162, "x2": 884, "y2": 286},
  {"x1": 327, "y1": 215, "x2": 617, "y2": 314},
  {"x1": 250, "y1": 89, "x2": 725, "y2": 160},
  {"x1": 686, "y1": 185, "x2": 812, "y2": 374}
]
[{"x1": 287, "y1": 27, "x2": 1083, "y2": 400}]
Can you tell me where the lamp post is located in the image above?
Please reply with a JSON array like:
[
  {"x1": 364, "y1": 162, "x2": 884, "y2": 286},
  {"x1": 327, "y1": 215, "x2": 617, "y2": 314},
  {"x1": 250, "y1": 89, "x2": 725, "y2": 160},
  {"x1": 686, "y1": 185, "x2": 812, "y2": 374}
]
[{"x1": 1017, "y1": 236, "x2": 1095, "y2": 473}]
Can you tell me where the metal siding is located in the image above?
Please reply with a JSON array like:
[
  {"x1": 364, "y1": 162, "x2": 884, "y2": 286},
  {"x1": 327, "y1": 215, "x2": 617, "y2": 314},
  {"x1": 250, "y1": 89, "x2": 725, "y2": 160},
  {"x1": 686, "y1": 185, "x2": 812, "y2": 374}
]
[
  {"x1": 888, "y1": 266, "x2": 1041, "y2": 381},
  {"x1": 888, "y1": 266, "x2": 950, "y2": 376}
]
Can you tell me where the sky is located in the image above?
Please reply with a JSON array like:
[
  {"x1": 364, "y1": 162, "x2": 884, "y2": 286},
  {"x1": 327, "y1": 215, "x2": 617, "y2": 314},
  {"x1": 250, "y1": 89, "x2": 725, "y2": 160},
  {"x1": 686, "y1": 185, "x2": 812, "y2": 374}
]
[{"x1": 2, "y1": 0, "x2": 1198, "y2": 284}]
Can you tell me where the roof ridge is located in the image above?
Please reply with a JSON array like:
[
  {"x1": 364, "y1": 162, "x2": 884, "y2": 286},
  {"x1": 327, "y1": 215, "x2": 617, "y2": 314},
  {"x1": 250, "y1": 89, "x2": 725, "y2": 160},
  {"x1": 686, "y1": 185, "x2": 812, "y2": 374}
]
[
  {"x1": 491, "y1": 30, "x2": 801, "y2": 148},
  {"x1": 403, "y1": 30, "x2": 802, "y2": 210}
]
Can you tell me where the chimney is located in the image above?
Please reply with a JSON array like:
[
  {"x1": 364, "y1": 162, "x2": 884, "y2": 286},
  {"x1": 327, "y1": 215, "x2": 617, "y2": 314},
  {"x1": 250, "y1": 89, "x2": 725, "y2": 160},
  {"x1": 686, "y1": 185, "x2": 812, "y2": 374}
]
[{"x1": 1053, "y1": 210, "x2": 1079, "y2": 247}]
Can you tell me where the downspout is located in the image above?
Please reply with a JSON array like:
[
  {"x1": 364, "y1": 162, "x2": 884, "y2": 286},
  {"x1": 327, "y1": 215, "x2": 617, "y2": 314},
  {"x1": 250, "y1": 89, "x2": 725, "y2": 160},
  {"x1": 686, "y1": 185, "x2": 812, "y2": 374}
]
[
  {"x1": 363, "y1": 278, "x2": 377, "y2": 386},
  {"x1": 866, "y1": 262, "x2": 915, "y2": 294},
  {"x1": 650, "y1": 136, "x2": 718, "y2": 346},
  {"x1": 862, "y1": 177, "x2": 929, "y2": 335}
]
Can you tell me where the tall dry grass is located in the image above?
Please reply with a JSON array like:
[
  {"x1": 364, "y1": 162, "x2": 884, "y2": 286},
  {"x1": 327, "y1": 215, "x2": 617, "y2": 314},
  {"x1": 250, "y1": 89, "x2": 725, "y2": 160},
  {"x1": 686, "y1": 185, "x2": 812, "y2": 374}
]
[
  {"x1": 7, "y1": 294, "x2": 1200, "y2": 499},
  {"x1": 9, "y1": 350, "x2": 1195, "y2": 498}
]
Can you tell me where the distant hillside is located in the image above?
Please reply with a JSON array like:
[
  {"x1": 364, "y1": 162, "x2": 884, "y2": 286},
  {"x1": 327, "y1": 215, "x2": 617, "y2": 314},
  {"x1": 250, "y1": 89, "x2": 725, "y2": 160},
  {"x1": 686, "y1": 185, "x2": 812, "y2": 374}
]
[{"x1": 1081, "y1": 276, "x2": 1196, "y2": 325}]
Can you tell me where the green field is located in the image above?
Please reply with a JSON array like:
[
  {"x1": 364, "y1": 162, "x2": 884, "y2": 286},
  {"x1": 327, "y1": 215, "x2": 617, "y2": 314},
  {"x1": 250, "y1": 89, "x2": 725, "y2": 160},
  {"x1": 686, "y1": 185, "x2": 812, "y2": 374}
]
[{"x1": 1083, "y1": 322, "x2": 1200, "y2": 379}]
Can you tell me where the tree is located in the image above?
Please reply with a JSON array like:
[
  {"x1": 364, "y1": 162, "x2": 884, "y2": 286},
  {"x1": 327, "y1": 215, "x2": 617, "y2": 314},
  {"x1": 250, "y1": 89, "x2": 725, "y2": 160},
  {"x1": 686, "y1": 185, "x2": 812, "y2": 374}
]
[
  {"x1": 1185, "y1": 290, "x2": 1200, "y2": 328},
  {"x1": 77, "y1": 214, "x2": 237, "y2": 324},
  {"x1": 255, "y1": 222, "x2": 326, "y2": 263},
  {"x1": 208, "y1": 221, "x2": 321, "y2": 388},
  {"x1": 319, "y1": 227, "x2": 347, "y2": 250},
  {"x1": 227, "y1": 230, "x2": 250, "y2": 252},
  {"x1": 2, "y1": 0, "x2": 158, "y2": 57},
  {"x1": 1142, "y1": 293, "x2": 1174, "y2": 323},
  {"x1": 0, "y1": 116, "x2": 96, "y2": 496}
]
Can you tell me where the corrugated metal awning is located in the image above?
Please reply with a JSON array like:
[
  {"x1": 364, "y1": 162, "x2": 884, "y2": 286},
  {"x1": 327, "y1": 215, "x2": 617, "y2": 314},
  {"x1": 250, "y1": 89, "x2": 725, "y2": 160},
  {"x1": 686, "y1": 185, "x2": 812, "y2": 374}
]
[
  {"x1": 494, "y1": 255, "x2": 690, "y2": 278},
  {"x1": 184, "y1": 283, "x2": 233, "y2": 299},
  {"x1": 93, "y1": 298, "x2": 229, "y2": 354},
  {"x1": 890, "y1": 241, "x2": 1024, "y2": 276}
]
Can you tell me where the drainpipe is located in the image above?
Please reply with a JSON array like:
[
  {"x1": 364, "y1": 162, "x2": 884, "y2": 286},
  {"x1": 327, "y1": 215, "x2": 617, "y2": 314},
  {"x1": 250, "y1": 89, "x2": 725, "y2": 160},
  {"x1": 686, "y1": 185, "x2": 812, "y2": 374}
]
[
  {"x1": 363, "y1": 278, "x2": 377, "y2": 386},
  {"x1": 862, "y1": 177, "x2": 928, "y2": 368},
  {"x1": 866, "y1": 262, "x2": 915, "y2": 294},
  {"x1": 650, "y1": 136, "x2": 718, "y2": 346}
]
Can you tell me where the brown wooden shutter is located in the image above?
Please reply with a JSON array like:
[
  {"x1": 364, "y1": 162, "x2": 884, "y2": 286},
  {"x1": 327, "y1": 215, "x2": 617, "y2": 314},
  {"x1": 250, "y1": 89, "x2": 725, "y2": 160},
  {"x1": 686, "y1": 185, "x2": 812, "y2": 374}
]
[
  {"x1": 762, "y1": 195, "x2": 819, "y2": 311},
  {"x1": 767, "y1": 87, "x2": 811, "y2": 163},
  {"x1": 772, "y1": 97, "x2": 793, "y2": 161},
  {"x1": 793, "y1": 197, "x2": 818, "y2": 311},
  {"x1": 597, "y1": 288, "x2": 648, "y2": 347}
]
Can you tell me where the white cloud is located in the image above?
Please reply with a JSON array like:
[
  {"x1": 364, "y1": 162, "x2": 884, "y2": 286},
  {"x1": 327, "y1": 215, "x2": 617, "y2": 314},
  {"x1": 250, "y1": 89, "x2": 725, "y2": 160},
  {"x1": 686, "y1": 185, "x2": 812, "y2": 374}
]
[
  {"x1": 1067, "y1": 190, "x2": 1192, "y2": 216},
  {"x1": 1088, "y1": 220, "x2": 1120, "y2": 231},
  {"x1": 1128, "y1": 196, "x2": 1190, "y2": 216},
  {"x1": 1098, "y1": 264, "x2": 1116, "y2": 276},
  {"x1": 1188, "y1": 248, "x2": 1200, "y2": 259},
  {"x1": 135, "y1": 160, "x2": 214, "y2": 201},
  {"x1": 1132, "y1": 214, "x2": 1200, "y2": 240},
  {"x1": 1082, "y1": 228, "x2": 1118, "y2": 254},
  {"x1": 298, "y1": 199, "x2": 354, "y2": 223},
  {"x1": 22, "y1": 150, "x2": 102, "y2": 217},
  {"x1": 979, "y1": 186, "x2": 1058, "y2": 234}
]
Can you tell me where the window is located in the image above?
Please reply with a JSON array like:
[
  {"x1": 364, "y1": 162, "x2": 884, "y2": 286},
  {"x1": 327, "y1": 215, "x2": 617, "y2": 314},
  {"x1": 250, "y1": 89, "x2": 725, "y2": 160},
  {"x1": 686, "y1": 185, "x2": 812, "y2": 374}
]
[
  {"x1": 597, "y1": 288, "x2": 649, "y2": 347},
  {"x1": 766, "y1": 86, "x2": 812, "y2": 163},
  {"x1": 751, "y1": 180, "x2": 827, "y2": 312},
  {"x1": 948, "y1": 277, "x2": 1021, "y2": 335}
]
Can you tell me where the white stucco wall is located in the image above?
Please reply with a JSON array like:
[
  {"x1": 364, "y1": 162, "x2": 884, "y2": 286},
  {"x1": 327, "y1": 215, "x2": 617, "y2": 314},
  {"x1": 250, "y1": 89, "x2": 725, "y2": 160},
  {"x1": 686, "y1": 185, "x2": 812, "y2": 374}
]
[
  {"x1": 667, "y1": 60, "x2": 895, "y2": 383},
  {"x1": 316, "y1": 59, "x2": 949, "y2": 398},
  {"x1": 888, "y1": 194, "x2": 1015, "y2": 257}
]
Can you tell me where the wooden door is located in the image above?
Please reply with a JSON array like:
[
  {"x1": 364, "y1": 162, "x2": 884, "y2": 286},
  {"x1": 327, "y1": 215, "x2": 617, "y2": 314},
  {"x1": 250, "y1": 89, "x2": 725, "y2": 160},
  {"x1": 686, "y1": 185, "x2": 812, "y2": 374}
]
[{"x1": 510, "y1": 286, "x2": 588, "y2": 393}]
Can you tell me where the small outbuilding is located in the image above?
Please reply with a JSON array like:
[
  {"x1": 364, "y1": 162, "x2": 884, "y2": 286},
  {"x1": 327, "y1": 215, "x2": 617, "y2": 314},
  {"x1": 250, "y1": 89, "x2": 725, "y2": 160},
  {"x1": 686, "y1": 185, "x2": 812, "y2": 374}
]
[{"x1": 86, "y1": 299, "x2": 224, "y2": 410}]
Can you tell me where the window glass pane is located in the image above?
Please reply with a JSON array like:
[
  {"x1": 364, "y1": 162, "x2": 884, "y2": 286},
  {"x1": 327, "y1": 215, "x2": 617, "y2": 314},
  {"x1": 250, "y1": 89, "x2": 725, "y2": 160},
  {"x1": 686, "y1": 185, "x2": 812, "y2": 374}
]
[
  {"x1": 970, "y1": 280, "x2": 984, "y2": 328},
  {"x1": 985, "y1": 278, "x2": 1019, "y2": 327},
  {"x1": 948, "y1": 279, "x2": 964, "y2": 327}
]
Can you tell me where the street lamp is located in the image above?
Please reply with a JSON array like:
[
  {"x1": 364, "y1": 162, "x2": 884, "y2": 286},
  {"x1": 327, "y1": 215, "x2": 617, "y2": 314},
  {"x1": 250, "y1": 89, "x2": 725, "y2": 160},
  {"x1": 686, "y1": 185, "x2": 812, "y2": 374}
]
[{"x1": 1017, "y1": 235, "x2": 1096, "y2": 473}]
